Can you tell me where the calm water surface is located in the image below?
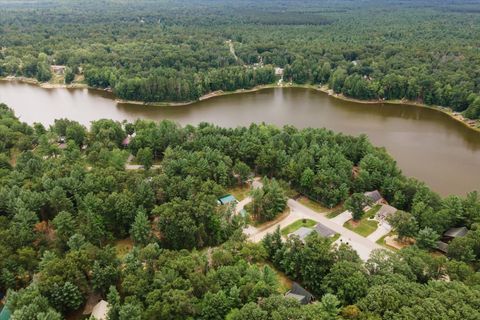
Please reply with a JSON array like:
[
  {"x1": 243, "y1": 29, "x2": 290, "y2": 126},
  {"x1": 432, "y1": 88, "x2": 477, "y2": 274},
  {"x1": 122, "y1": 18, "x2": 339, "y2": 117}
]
[{"x1": 1, "y1": 80, "x2": 479, "y2": 196}]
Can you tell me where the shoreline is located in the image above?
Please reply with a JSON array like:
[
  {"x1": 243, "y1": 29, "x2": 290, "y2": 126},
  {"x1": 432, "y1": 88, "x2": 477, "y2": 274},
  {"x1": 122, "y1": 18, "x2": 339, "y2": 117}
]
[{"x1": 2, "y1": 76, "x2": 479, "y2": 133}]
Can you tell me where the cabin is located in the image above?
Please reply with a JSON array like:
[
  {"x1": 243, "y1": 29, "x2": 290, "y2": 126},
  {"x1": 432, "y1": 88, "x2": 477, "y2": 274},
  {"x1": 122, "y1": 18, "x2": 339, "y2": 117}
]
[
  {"x1": 375, "y1": 204, "x2": 397, "y2": 223},
  {"x1": 218, "y1": 194, "x2": 238, "y2": 206},
  {"x1": 51, "y1": 65, "x2": 66, "y2": 75},
  {"x1": 364, "y1": 190, "x2": 385, "y2": 205},
  {"x1": 275, "y1": 67, "x2": 284, "y2": 76},
  {"x1": 442, "y1": 227, "x2": 468, "y2": 241},
  {"x1": 435, "y1": 227, "x2": 468, "y2": 254},
  {"x1": 285, "y1": 282, "x2": 314, "y2": 305}
]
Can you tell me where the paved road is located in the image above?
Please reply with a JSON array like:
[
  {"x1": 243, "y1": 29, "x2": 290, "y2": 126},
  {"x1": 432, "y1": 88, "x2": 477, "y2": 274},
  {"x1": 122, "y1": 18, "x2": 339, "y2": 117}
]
[{"x1": 246, "y1": 198, "x2": 385, "y2": 261}]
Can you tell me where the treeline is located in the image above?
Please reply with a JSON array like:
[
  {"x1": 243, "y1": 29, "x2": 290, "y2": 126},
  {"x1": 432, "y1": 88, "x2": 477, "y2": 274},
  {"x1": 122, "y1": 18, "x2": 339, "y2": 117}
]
[{"x1": 1, "y1": 1, "x2": 479, "y2": 117}]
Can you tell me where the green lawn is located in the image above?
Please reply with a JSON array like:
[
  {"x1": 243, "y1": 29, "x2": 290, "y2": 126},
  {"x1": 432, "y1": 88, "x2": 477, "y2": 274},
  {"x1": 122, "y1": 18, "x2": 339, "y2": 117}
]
[
  {"x1": 297, "y1": 196, "x2": 329, "y2": 213},
  {"x1": 343, "y1": 205, "x2": 381, "y2": 237},
  {"x1": 281, "y1": 219, "x2": 317, "y2": 236},
  {"x1": 326, "y1": 207, "x2": 345, "y2": 219}
]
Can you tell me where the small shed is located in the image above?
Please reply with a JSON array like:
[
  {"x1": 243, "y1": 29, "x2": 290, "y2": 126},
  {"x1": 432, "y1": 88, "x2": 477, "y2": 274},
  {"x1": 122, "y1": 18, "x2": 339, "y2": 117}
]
[
  {"x1": 285, "y1": 282, "x2": 314, "y2": 304},
  {"x1": 91, "y1": 300, "x2": 109, "y2": 320},
  {"x1": 275, "y1": 67, "x2": 284, "y2": 76},
  {"x1": 364, "y1": 190, "x2": 384, "y2": 204},
  {"x1": 443, "y1": 227, "x2": 468, "y2": 240},
  {"x1": 314, "y1": 223, "x2": 336, "y2": 238},
  {"x1": 218, "y1": 194, "x2": 237, "y2": 205}
]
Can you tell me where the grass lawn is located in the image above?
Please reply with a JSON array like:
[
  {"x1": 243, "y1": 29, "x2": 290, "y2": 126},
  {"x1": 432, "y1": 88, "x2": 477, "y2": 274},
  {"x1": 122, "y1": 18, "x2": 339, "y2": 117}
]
[
  {"x1": 326, "y1": 207, "x2": 345, "y2": 219},
  {"x1": 297, "y1": 196, "x2": 329, "y2": 214},
  {"x1": 343, "y1": 205, "x2": 381, "y2": 237},
  {"x1": 281, "y1": 218, "x2": 317, "y2": 236},
  {"x1": 227, "y1": 185, "x2": 251, "y2": 201}
]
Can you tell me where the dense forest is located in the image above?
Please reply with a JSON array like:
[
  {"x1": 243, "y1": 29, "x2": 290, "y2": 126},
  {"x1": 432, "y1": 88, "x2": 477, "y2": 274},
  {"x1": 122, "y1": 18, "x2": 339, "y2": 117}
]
[
  {"x1": 0, "y1": 0, "x2": 480, "y2": 118},
  {"x1": 0, "y1": 103, "x2": 479, "y2": 319}
]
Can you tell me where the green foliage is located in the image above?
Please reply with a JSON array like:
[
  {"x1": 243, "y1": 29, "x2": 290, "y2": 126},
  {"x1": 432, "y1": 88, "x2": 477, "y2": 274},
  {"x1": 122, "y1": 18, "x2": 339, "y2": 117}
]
[
  {"x1": 345, "y1": 193, "x2": 369, "y2": 221},
  {"x1": 136, "y1": 147, "x2": 153, "y2": 170},
  {"x1": 249, "y1": 178, "x2": 287, "y2": 222}
]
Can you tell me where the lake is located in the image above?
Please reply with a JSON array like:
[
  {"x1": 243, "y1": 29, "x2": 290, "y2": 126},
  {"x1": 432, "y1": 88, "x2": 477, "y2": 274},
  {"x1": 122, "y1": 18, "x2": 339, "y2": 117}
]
[{"x1": 1, "y1": 80, "x2": 479, "y2": 196}]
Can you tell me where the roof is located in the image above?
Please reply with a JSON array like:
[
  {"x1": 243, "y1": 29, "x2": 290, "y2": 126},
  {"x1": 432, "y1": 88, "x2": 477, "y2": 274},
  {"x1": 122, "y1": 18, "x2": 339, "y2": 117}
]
[
  {"x1": 364, "y1": 190, "x2": 383, "y2": 203},
  {"x1": 436, "y1": 241, "x2": 449, "y2": 254},
  {"x1": 91, "y1": 300, "x2": 109, "y2": 320},
  {"x1": 289, "y1": 227, "x2": 314, "y2": 241},
  {"x1": 0, "y1": 306, "x2": 11, "y2": 320},
  {"x1": 375, "y1": 204, "x2": 397, "y2": 221},
  {"x1": 314, "y1": 223, "x2": 336, "y2": 238},
  {"x1": 218, "y1": 194, "x2": 237, "y2": 205},
  {"x1": 285, "y1": 282, "x2": 314, "y2": 305},
  {"x1": 444, "y1": 227, "x2": 468, "y2": 238}
]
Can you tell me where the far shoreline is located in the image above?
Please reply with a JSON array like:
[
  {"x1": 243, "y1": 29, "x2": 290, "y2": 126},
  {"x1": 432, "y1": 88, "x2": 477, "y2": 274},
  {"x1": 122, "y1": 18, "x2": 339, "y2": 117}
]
[{"x1": 2, "y1": 76, "x2": 479, "y2": 134}]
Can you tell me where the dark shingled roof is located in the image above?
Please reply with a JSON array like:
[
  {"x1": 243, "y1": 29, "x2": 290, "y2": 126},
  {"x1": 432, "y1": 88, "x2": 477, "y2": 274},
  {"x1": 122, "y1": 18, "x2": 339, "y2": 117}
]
[
  {"x1": 314, "y1": 223, "x2": 336, "y2": 238},
  {"x1": 364, "y1": 190, "x2": 383, "y2": 203},
  {"x1": 436, "y1": 241, "x2": 449, "y2": 254},
  {"x1": 443, "y1": 227, "x2": 468, "y2": 238},
  {"x1": 285, "y1": 282, "x2": 314, "y2": 305}
]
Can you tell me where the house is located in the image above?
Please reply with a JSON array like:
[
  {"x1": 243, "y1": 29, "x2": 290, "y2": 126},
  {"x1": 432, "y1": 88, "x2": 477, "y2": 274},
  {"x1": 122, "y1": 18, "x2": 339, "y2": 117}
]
[
  {"x1": 275, "y1": 67, "x2": 284, "y2": 76},
  {"x1": 443, "y1": 227, "x2": 468, "y2": 241},
  {"x1": 375, "y1": 204, "x2": 397, "y2": 223},
  {"x1": 285, "y1": 282, "x2": 314, "y2": 305},
  {"x1": 314, "y1": 223, "x2": 336, "y2": 238},
  {"x1": 51, "y1": 65, "x2": 66, "y2": 75},
  {"x1": 364, "y1": 190, "x2": 385, "y2": 205},
  {"x1": 218, "y1": 194, "x2": 237, "y2": 206},
  {"x1": 289, "y1": 227, "x2": 314, "y2": 242},
  {"x1": 288, "y1": 223, "x2": 336, "y2": 242},
  {"x1": 91, "y1": 300, "x2": 109, "y2": 320}
]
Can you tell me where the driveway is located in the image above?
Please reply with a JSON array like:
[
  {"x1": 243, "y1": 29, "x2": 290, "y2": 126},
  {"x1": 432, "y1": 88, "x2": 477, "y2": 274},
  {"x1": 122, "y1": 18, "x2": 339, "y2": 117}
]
[
  {"x1": 330, "y1": 210, "x2": 352, "y2": 225},
  {"x1": 367, "y1": 222, "x2": 392, "y2": 242},
  {"x1": 246, "y1": 199, "x2": 385, "y2": 261}
]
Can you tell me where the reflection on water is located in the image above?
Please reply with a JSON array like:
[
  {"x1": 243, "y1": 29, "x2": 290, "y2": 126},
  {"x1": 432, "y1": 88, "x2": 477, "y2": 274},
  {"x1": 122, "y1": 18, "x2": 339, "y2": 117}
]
[{"x1": 1, "y1": 80, "x2": 479, "y2": 196}]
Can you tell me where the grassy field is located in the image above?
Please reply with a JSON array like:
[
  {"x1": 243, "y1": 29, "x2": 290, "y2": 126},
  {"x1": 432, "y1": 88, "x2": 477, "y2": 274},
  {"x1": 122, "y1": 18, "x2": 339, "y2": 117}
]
[
  {"x1": 343, "y1": 205, "x2": 381, "y2": 237},
  {"x1": 281, "y1": 218, "x2": 317, "y2": 236},
  {"x1": 326, "y1": 207, "x2": 345, "y2": 219}
]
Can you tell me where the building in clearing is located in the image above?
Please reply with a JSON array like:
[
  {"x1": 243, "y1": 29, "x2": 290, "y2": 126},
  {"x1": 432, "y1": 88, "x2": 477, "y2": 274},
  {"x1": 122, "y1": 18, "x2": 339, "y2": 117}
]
[
  {"x1": 275, "y1": 67, "x2": 284, "y2": 76},
  {"x1": 51, "y1": 65, "x2": 66, "y2": 75},
  {"x1": 289, "y1": 227, "x2": 314, "y2": 242},
  {"x1": 285, "y1": 282, "x2": 314, "y2": 304},
  {"x1": 364, "y1": 190, "x2": 385, "y2": 205},
  {"x1": 218, "y1": 194, "x2": 238, "y2": 206},
  {"x1": 314, "y1": 223, "x2": 336, "y2": 238}
]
